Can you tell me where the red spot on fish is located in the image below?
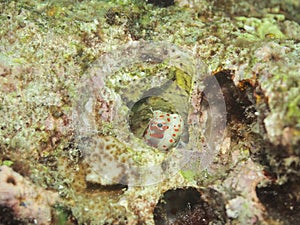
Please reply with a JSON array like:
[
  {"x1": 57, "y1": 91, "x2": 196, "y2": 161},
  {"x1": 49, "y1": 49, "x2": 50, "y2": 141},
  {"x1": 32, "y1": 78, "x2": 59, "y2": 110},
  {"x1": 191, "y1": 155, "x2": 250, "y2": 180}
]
[
  {"x1": 149, "y1": 125, "x2": 156, "y2": 131},
  {"x1": 143, "y1": 110, "x2": 184, "y2": 151},
  {"x1": 150, "y1": 133, "x2": 164, "y2": 139},
  {"x1": 162, "y1": 125, "x2": 169, "y2": 130}
]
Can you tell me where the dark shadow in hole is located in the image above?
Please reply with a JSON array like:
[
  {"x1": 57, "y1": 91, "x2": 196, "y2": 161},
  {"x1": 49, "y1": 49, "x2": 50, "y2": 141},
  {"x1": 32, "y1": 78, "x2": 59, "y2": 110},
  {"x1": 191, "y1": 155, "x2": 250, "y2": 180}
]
[
  {"x1": 146, "y1": 0, "x2": 175, "y2": 8},
  {"x1": 256, "y1": 181, "x2": 300, "y2": 225},
  {"x1": 0, "y1": 206, "x2": 27, "y2": 225},
  {"x1": 154, "y1": 187, "x2": 227, "y2": 225},
  {"x1": 86, "y1": 182, "x2": 128, "y2": 193},
  {"x1": 6, "y1": 176, "x2": 16, "y2": 185},
  {"x1": 210, "y1": 70, "x2": 256, "y2": 124}
]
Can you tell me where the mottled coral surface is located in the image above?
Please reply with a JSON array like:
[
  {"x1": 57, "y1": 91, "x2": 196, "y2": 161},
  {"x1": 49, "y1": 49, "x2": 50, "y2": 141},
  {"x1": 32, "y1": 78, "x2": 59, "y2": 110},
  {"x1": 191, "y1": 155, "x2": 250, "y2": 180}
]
[{"x1": 0, "y1": 0, "x2": 299, "y2": 224}]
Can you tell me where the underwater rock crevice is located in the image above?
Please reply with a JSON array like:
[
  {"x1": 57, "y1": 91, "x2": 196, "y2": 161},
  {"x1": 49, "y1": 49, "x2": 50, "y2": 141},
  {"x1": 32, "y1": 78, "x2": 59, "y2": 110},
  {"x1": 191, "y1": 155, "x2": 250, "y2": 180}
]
[
  {"x1": 209, "y1": 69, "x2": 300, "y2": 183},
  {"x1": 153, "y1": 187, "x2": 227, "y2": 225},
  {"x1": 208, "y1": 69, "x2": 257, "y2": 125},
  {"x1": 86, "y1": 182, "x2": 128, "y2": 193},
  {"x1": 0, "y1": 206, "x2": 28, "y2": 225},
  {"x1": 256, "y1": 181, "x2": 300, "y2": 225},
  {"x1": 73, "y1": 41, "x2": 227, "y2": 187}
]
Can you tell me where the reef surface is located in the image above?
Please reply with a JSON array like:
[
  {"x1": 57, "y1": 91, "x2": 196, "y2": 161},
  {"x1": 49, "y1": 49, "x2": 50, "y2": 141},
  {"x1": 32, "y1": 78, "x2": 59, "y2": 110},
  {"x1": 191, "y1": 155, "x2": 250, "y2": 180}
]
[{"x1": 0, "y1": 0, "x2": 299, "y2": 224}]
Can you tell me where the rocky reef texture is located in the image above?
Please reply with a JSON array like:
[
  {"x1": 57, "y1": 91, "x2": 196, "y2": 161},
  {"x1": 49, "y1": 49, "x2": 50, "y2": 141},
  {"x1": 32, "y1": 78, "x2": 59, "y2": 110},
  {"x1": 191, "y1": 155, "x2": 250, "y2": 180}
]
[
  {"x1": 0, "y1": 166, "x2": 59, "y2": 225},
  {"x1": 0, "y1": 0, "x2": 299, "y2": 224},
  {"x1": 73, "y1": 41, "x2": 226, "y2": 188}
]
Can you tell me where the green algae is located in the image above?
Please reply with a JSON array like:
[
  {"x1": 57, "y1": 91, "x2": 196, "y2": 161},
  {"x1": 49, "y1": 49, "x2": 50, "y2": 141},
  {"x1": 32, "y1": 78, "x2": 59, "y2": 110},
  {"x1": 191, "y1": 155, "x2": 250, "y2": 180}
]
[{"x1": 1, "y1": 160, "x2": 14, "y2": 167}]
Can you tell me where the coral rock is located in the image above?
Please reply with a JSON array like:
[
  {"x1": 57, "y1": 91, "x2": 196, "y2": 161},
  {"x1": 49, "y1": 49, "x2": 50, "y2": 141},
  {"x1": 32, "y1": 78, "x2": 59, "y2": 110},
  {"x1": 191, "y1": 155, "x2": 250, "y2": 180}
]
[{"x1": 0, "y1": 166, "x2": 59, "y2": 225}]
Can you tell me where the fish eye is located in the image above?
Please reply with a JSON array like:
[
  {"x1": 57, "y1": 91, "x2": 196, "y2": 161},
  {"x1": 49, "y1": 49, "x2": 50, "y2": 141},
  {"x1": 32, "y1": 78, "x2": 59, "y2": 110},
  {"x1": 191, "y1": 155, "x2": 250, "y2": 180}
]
[{"x1": 157, "y1": 123, "x2": 163, "y2": 128}]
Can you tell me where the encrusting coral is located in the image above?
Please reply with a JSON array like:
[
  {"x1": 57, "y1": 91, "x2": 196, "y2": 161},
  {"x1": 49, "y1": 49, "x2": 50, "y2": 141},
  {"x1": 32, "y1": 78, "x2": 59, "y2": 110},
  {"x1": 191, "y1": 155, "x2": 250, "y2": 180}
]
[{"x1": 0, "y1": 166, "x2": 59, "y2": 225}]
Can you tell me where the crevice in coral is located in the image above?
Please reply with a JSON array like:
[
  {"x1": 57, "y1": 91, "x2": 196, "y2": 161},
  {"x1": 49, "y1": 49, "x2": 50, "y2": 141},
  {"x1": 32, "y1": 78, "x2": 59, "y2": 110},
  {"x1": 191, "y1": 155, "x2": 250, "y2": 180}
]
[
  {"x1": 256, "y1": 181, "x2": 300, "y2": 225},
  {"x1": 211, "y1": 70, "x2": 257, "y2": 125},
  {"x1": 86, "y1": 182, "x2": 128, "y2": 193},
  {"x1": 6, "y1": 175, "x2": 16, "y2": 185},
  {"x1": 0, "y1": 206, "x2": 27, "y2": 225},
  {"x1": 153, "y1": 187, "x2": 227, "y2": 225}
]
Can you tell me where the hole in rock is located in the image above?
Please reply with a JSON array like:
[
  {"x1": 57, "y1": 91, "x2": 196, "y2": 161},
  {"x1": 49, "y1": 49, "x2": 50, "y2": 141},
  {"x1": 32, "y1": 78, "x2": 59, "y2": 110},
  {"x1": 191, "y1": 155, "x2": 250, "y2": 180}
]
[
  {"x1": 147, "y1": 0, "x2": 175, "y2": 8},
  {"x1": 86, "y1": 182, "x2": 128, "y2": 193},
  {"x1": 210, "y1": 70, "x2": 256, "y2": 124},
  {"x1": 129, "y1": 96, "x2": 176, "y2": 138},
  {"x1": 154, "y1": 187, "x2": 227, "y2": 225},
  {"x1": 0, "y1": 206, "x2": 27, "y2": 225},
  {"x1": 6, "y1": 176, "x2": 16, "y2": 185},
  {"x1": 256, "y1": 181, "x2": 300, "y2": 225}
]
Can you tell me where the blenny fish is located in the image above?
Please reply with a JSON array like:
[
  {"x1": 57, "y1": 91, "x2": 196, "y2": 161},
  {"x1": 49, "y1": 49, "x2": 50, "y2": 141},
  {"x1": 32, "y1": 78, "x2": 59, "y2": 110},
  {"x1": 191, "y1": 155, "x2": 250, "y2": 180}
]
[{"x1": 143, "y1": 110, "x2": 184, "y2": 151}]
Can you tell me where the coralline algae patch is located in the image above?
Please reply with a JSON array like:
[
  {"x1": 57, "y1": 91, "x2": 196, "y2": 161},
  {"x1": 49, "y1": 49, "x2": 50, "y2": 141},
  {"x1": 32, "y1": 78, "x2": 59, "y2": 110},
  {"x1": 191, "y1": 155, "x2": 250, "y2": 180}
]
[{"x1": 73, "y1": 41, "x2": 226, "y2": 186}]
